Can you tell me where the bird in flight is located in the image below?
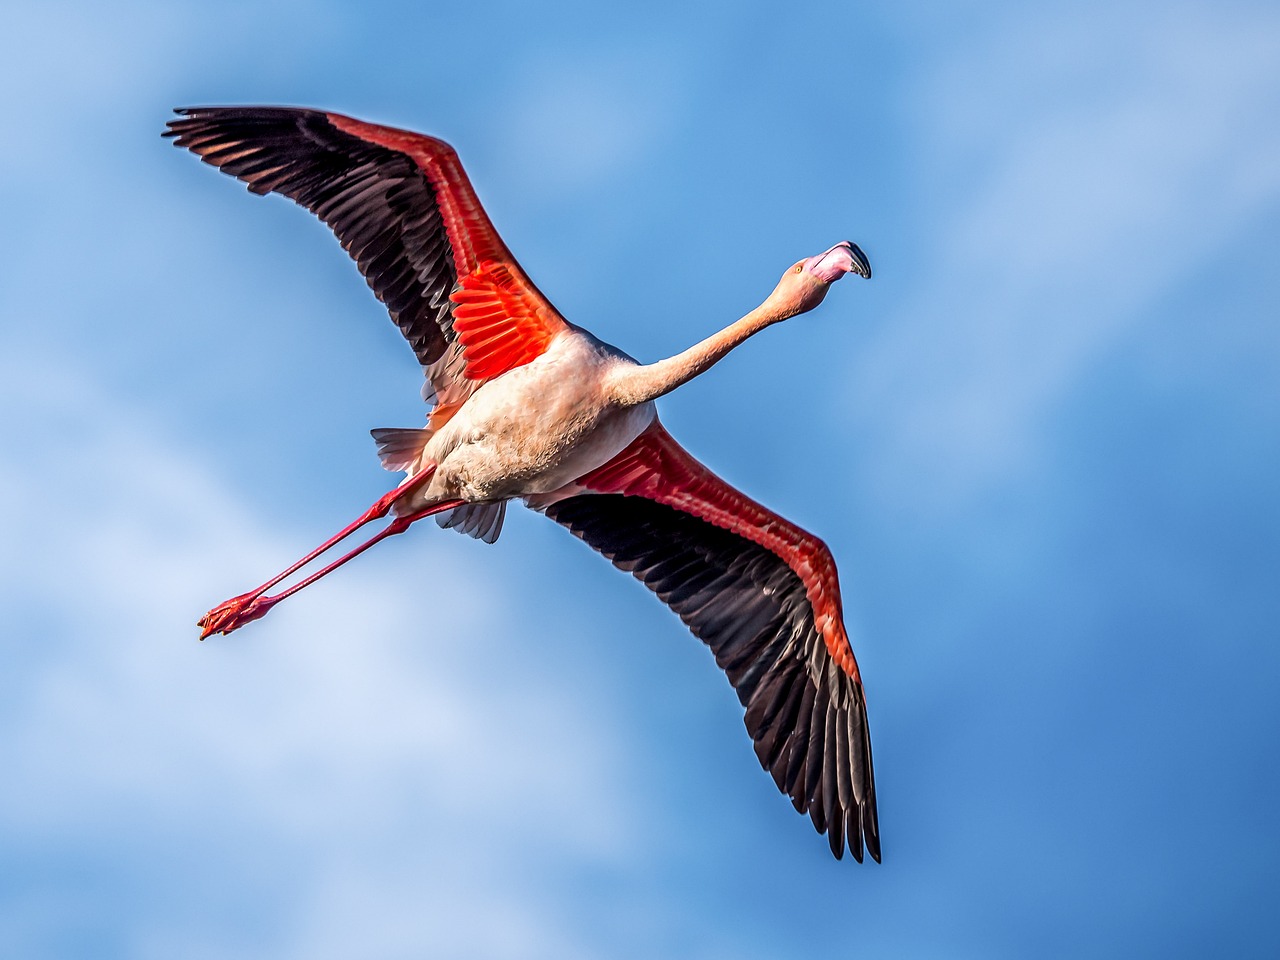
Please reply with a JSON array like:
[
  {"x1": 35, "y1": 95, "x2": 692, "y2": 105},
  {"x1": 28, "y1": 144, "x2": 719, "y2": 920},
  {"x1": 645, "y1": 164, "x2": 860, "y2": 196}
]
[{"x1": 166, "y1": 106, "x2": 880, "y2": 861}]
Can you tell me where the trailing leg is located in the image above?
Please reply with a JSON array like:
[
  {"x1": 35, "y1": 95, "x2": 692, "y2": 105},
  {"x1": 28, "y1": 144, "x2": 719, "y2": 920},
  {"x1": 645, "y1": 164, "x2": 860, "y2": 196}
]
[{"x1": 198, "y1": 464, "x2": 449, "y2": 638}]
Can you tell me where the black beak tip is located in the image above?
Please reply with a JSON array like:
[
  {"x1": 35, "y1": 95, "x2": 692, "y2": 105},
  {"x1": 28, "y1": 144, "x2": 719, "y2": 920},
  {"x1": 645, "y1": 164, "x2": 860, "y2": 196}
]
[{"x1": 844, "y1": 241, "x2": 872, "y2": 280}]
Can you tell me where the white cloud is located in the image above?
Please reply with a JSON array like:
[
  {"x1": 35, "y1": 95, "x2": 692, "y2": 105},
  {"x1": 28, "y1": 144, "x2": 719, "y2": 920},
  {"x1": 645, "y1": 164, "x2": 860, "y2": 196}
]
[
  {"x1": 848, "y1": 2, "x2": 1280, "y2": 509},
  {"x1": 0, "y1": 351, "x2": 635, "y2": 955}
]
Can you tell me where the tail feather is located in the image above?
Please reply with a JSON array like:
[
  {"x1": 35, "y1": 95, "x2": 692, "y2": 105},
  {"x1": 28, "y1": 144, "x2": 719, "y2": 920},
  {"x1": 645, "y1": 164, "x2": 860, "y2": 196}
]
[
  {"x1": 435, "y1": 501, "x2": 506, "y2": 544},
  {"x1": 371, "y1": 428, "x2": 431, "y2": 472}
]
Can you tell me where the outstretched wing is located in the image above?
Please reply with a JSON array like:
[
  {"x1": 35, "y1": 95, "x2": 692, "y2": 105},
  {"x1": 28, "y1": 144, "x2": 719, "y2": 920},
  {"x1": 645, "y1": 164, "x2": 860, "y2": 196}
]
[
  {"x1": 542, "y1": 422, "x2": 880, "y2": 862},
  {"x1": 164, "y1": 106, "x2": 568, "y2": 406}
]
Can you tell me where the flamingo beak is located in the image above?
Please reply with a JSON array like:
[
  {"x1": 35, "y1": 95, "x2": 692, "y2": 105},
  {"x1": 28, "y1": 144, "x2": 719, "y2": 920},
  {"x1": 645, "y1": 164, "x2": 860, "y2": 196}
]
[{"x1": 804, "y1": 241, "x2": 872, "y2": 283}]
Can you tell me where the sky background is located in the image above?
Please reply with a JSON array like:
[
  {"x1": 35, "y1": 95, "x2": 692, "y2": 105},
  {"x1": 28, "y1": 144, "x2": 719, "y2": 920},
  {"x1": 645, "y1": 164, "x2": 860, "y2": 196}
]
[{"x1": 2, "y1": 0, "x2": 1278, "y2": 956}]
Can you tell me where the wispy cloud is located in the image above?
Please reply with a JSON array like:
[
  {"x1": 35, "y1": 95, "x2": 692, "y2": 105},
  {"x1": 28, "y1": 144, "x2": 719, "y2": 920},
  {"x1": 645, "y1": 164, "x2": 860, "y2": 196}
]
[
  {"x1": 847, "y1": 1, "x2": 1280, "y2": 509},
  {"x1": 0, "y1": 352, "x2": 636, "y2": 956}
]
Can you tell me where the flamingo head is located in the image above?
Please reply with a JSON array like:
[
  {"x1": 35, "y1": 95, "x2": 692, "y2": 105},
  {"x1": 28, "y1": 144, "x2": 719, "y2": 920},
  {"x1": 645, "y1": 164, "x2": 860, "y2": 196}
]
[
  {"x1": 768, "y1": 241, "x2": 872, "y2": 320},
  {"x1": 802, "y1": 241, "x2": 871, "y2": 283}
]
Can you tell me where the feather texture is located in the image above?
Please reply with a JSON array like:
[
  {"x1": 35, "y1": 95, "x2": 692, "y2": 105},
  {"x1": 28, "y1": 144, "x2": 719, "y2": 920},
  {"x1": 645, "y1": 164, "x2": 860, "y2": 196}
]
[{"x1": 543, "y1": 422, "x2": 879, "y2": 862}]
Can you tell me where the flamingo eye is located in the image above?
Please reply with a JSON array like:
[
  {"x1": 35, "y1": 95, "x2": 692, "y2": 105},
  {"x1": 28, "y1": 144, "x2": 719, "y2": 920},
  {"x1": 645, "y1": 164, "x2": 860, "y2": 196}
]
[{"x1": 794, "y1": 265, "x2": 803, "y2": 274}]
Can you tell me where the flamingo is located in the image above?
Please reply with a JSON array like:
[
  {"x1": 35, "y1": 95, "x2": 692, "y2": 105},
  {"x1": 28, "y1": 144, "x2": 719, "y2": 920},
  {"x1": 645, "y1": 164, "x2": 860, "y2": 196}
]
[{"x1": 165, "y1": 106, "x2": 880, "y2": 862}]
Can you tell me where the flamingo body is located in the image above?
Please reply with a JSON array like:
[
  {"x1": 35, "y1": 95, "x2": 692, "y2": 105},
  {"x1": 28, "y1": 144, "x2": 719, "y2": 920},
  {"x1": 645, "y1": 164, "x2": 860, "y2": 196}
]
[
  {"x1": 412, "y1": 329, "x2": 656, "y2": 507},
  {"x1": 166, "y1": 106, "x2": 880, "y2": 862}
]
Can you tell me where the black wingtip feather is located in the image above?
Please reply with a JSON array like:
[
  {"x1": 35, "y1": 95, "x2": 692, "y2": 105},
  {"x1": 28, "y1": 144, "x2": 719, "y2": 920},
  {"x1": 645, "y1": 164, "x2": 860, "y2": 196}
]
[
  {"x1": 546, "y1": 457, "x2": 881, "y2": 863},
  {"x1": 165, "y1": 105, "x2": 456, "y2": 368}
]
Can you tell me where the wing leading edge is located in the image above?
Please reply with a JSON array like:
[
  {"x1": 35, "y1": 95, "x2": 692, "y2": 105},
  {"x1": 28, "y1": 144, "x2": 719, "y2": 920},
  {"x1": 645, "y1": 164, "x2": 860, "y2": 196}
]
[
  {"x1": 544, "y1": 422, "x2": 879, "y2": 861},
  {"x1": 164, "y1": 106, "x2": 567, "y2": 401}
]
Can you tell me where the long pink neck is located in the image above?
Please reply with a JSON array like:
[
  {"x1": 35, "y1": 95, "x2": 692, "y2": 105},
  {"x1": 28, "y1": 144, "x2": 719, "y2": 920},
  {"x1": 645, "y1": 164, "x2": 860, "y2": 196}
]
[{"x1": 607, "y1": 297, "x2": 799, "y2": 408}]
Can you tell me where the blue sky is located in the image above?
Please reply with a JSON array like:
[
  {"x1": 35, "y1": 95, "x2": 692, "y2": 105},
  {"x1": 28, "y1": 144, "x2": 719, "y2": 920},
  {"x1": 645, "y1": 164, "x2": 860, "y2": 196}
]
[{"x1": 2, "y1": 0, "x2": 1278, "y2": 956}]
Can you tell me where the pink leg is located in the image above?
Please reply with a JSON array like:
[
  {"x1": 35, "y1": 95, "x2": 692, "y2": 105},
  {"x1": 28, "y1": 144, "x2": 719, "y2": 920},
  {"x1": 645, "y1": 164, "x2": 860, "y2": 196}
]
[
  {"x1": 199, "y1": 499, "x2": 463, "y2": 638},
  {"x1": 198, "y1": 464, "x2": 453, "y2": 638}
]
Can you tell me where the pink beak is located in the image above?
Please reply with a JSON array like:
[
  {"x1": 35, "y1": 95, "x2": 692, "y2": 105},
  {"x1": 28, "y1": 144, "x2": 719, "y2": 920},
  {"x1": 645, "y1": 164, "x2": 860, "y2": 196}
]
[{"x1": 804, "y1": 241, "x2": 872, "y2": 283}]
